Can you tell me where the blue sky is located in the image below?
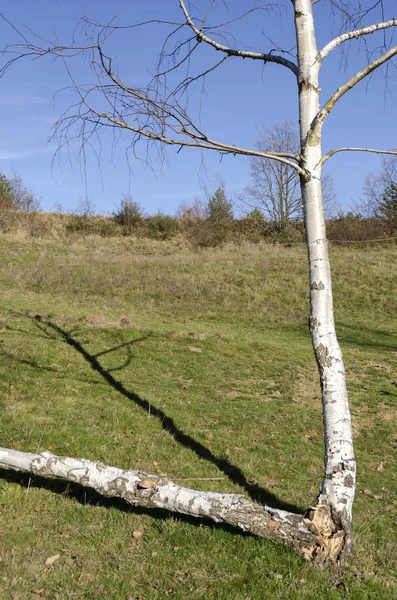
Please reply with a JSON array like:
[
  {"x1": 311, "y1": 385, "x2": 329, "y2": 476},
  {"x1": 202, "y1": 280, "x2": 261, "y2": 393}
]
[{"x1": 0, "y1": 0, "x2": 396, "y2": 216}]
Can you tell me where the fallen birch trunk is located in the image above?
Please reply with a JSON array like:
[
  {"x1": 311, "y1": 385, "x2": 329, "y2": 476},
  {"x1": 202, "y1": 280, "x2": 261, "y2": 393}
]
[{"x1": 0, "y1": 447, "x2": 345, "y2": 562}]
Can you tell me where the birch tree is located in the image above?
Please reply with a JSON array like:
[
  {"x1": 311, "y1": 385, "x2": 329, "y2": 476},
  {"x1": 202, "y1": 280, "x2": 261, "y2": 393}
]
[{"x1": 1, "y1": 0, "x2": 397, "y2": 564}]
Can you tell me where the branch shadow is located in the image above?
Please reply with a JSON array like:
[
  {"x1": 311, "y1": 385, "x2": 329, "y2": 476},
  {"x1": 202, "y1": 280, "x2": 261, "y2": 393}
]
[
  {"x1": 3, "y1": 312, "x2": 304, "y2": 514},
  {"x1": 0, "y1": 468, "x2": 254, "y2": 539},
  {"x1": 338, "y1": 323, "x2": 397, "y2": 351}
]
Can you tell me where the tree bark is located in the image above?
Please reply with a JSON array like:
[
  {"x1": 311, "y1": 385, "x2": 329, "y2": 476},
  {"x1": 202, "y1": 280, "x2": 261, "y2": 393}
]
[
  {"x1": 0, "y1": 447, "x2": 347, "y2": 562},
  {"x1": 294, "y1": 0, "x2": 356, "y2": 557}
]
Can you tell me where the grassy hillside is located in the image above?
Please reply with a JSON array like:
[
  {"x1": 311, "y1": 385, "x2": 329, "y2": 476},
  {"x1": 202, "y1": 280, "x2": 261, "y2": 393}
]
[{"x1": 0, "y1": 234, "x2": 396, "y2": 599}]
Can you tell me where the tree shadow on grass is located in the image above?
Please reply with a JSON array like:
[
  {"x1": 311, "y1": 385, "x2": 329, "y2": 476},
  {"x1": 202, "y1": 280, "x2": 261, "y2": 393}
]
[
  {"x1": 2, "y1": 312, "x2": 305, "y2": 514},
  {"x1": 338, "y1": 323, "x2": 397, "y2": 352},
  {"x1": 0, "y1": 468, "x2": 261, "y2": 539}
]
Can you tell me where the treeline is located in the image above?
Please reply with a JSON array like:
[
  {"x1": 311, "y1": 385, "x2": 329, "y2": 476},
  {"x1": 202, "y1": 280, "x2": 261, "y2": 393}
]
[
  {"x1": 0, "y1": 204, "x2": 395, "y2": 247},
  {"x1": 0, "y1": 172, "x2": 395, "y2": 246}
]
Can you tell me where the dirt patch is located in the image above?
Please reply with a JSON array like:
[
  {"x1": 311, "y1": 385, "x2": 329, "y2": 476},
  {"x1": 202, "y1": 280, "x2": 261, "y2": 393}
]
[
  {"x1": 81, "y1": 315, "x2": 141, "y2": 329},
  {"x1": 189, "y1": 332, "x2": 208, "y2": 341},
  {"x1": 292, "y1": 366, "x2": 320, "y2": 407}
]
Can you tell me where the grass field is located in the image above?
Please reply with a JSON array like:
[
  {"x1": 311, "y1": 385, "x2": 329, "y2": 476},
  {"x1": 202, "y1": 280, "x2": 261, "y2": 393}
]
[{"x1": 0, "y1": 234, "x2": 396, "y2": 599}]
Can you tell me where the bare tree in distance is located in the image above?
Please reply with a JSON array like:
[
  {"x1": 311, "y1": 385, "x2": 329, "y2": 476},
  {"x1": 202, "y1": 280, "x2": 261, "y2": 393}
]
[
  {"x1": 76, "y1": 196, "x2": 96, "y2": 218},
  {"x1": 0, "y1": 170, "x2": 41, "y2": 212},
  {"x1": 245, "y1": 122, "x2": 338, "y2": 228},
  {"x1": 1, "y1": 0, "x2": 397, "y2": 564},
  {"x1": 358, "y1": 156, "x2": 397, "y2": 218},
  {"x1": 176, "y1": 196, "x2": 207, "y2": 220}
]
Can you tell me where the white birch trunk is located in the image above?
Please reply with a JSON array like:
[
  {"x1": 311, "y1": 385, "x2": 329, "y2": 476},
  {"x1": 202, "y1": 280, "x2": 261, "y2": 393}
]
[
  {"x1": 0, "y1": 447, "x2": 323, "y2": 557},
  {"x1": 294, "y1": 0, "x2": 356, "y2": 556}
]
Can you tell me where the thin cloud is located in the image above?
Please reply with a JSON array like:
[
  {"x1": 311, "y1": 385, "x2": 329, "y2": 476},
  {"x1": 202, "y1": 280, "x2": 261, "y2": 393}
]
[
  {"x1": 0, "y1": 95, "x2": 48, "y2": 107},
  {"x1": 0, "y1": 148, "x2": 52, "y2": 160}
]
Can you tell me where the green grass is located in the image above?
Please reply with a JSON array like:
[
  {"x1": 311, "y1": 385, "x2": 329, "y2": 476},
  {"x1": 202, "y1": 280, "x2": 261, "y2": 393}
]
[{"x1": 0, "y1": 234, "x2": 396, "y2": 599}]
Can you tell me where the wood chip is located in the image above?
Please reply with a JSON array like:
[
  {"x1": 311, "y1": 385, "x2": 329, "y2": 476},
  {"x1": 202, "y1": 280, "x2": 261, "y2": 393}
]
[
  {"x1": 132, "y1": 530, "x2": 144, "y2": 540},
  {"x1": 267, "y1": 519, "x2": 280, "y2": 531},
  {"x1": 137, "y1": 478, "x2": 157, "y2": 489}
]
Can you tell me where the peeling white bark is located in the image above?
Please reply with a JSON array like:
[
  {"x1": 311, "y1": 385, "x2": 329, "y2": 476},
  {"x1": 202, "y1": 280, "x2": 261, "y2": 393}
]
[
  {"x1": 295, "y1": 0, "x2": 356, "y2": 555},
  {"x1": 0, "y1": 447, "x2": 331, "y2": 558}
]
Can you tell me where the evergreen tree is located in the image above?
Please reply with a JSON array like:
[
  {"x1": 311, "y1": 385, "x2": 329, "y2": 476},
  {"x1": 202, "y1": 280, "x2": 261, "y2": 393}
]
[
  {"x1": 378, "y1": 182, "x2": 397, "y2": 229},
  {"x1": 0, "y1": 174, "x2": 14, "y2": 209},
  {"x1": 207, "y1": 187, "x2": 233, "y2": 222}
]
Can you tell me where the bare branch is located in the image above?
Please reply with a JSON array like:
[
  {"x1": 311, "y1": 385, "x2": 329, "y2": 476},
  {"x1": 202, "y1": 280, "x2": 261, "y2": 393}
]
[
  {"x1": 318, "y1": 19, "x2": 397, "y2": 62},
  {"x1": 178, "y1": 0, "x2": 299, "y2": 77},
  {"x1": 321, "y1": 146, "x2": 397, "y2": 166},
  {"x1": 309, "y1": 44, "x2": 397, "y2": 141},
  {"x1": 76, "y1": 40, "x2": 306, "y2": 174},
  {"x1": 97, "y1": 110, "x2": 306, "y2": 174}
]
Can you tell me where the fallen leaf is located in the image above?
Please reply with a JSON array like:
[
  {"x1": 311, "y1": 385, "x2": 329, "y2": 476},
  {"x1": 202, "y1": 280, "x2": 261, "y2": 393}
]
[
  {"x1": 376, "y1": 461, "x2": 384, "y2": 471},
  {"x1": 132, "y1": 530, "x2": 144, "y2": 540},
  {"x1": 45, "y1": 554, "x2": 60, "y2": 567},
  {"x1": 152, "y1": 461, "x2": 159, "y2": 467},
  {"x1": 31, "y1": 590, "x2": 46, "y2": 598}
]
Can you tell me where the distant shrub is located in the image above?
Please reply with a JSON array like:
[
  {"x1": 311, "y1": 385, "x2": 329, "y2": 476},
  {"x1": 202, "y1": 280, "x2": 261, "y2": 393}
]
[
  {"x1": 183, "y1": 219, "x2": 232, "y2": 248},
  {"x1": 146, "y1": 212, "x2": 180, "y2": 240},
  {"x1": 265, "y1": 222, "x2": 305, "y2": 245},
  {"x1": 326, "y1": 212, "x2": 389, "y2": 244},
  {"x1": 66, "y1": 214, "x2": 119, "y2": 237},
  {"x1": 66, "y1": 214, "x2": 96, "y2": 235},
  {"x1": 235, "y1": 209, "x2": 268, "y2": 242},
  {"x1": 113, "y1": 194, "x2": 144, "y2": 235},
  {"x1": 95, "y1": 218, "x2": 119, "y2": 237},
  {"x1": 246, "y1": 208, "x2": 266, "y2": 223}
]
